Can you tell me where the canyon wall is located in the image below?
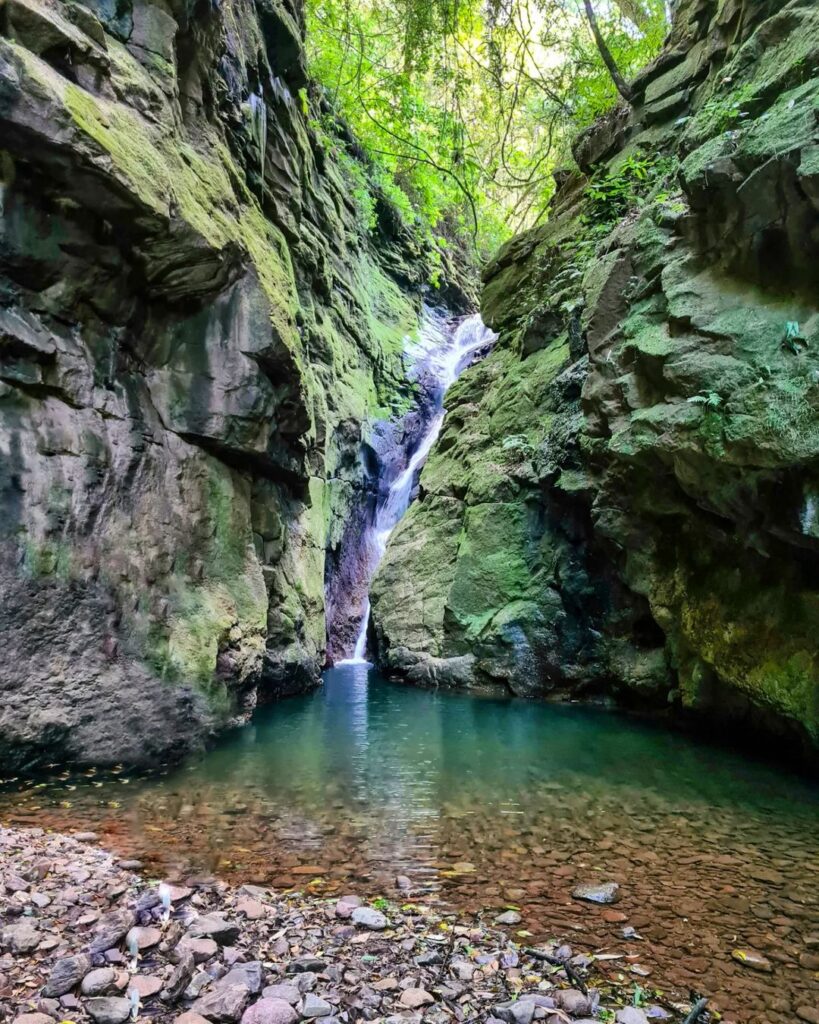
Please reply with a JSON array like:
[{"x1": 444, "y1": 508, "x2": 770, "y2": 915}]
[
  {"x1": 371, "y1": 0, "x2": 819, "y2": 758},
  {"x1": 0, "y1": 0, "x2": 466, "y2": 768}
]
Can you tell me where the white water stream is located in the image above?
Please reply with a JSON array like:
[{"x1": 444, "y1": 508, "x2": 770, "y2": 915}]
[{"x1": 339, "y1": 308, "x2": 496, "y2": 665}]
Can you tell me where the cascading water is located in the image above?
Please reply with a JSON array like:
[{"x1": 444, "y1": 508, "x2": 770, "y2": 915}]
[{"x1": 338, "y1": 307, "x2": 497, "y2": 665}]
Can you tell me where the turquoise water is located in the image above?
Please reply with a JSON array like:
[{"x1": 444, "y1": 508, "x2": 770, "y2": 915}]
[{"x1": 2, "y1": 664, "x2": 818, "y2": 1021}]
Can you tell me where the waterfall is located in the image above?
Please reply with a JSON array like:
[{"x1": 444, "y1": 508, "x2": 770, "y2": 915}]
[{"x1": 338, "y1": 308, "x2": 496, "y2": 665}]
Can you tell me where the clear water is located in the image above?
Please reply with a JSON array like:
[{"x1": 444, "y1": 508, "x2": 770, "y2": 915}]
[{"x1": 2, "y1": 665, "x2": 818, "y2": 1023}]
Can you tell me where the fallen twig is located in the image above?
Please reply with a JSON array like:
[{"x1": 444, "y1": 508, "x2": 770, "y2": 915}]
[
  {"x1": 683, "y1": 997, "x2": 709, "y2": 1024},
  {"x1": 523, "y1": 947, "x2": 588, "y2": 995}
]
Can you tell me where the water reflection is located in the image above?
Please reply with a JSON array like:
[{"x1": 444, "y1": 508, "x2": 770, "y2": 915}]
[{"x1": 2, "y1": 666, "x2": 818, "y2": 1023}]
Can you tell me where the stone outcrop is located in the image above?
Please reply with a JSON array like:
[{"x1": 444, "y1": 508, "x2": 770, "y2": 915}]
[
  {"x1": 0, "y1": 0, "x2": 467, "y2": 768},
  {"x1": 371, "y1": 0, "x2": 819, "y2": 759}
]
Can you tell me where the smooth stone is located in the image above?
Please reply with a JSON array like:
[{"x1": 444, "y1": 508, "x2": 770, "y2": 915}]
[
  {"x1": 731, "y1": 948, "x2": 773, "y2": 972},
  {"x1": 351, "y1": 907, "x2": 388, "y2": 931},
  {"x1": 126, "y1": 926, "x2": 162, "y2": 951},
  {"x1": 118, "y1": 860, "x2": 143, "y2": 870},
  {"x1": 176, "y1": 1015, "x2": 211, "y2": 1024},
  {"x1": 494, "y1": 911, "x2": 522, "y2": 926},
  {"x1": 14, "y1": 1016, "x2": 55, "y2": 1024},
  {"x1": 262, "y1": 985, "x2": 301, "y2": 1005},
  {"x1": 129, "y1": 975, "x2": 164, "y2": 999},
  {"x1": 81, "y1": 968, "x2": 117, "y2": 996},
  {"x1": 796, "y1": 1009, "x2": 819, "y2": 1024},
  {"x1": 85, "y1": 997, "x2": 132, "y2": 1024},
  {"x1": 571, "y1": 882, "x2": 620, "y2": 905},
  {"x1": 395, "y1": 876, "x2": 412, "y2": 891},
  {"x1": 301, "y1": 993, "x2": 333, "y2": 1018},
  {"x1": 73, "y1": 832, "x2": 98, "y2": 842},
  {"x1": 43, "y1": 954, "x2": 92, "y2": 997},
  {"x1": 400, "y1": 989, "x2": 435, "y2": 1009},
  {"x1": 242, "y1": 999, "x2": 299, "y2": 1024}
]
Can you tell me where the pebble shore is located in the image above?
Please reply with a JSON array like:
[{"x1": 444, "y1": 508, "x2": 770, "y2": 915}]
[{"x1": 0, "y1": 827, "x2": 715, "y2": 1024}]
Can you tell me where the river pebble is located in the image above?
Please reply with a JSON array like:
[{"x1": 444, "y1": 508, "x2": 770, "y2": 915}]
[{"x1": 0, "y1": 826, "x2": 716, "y2": 1024}]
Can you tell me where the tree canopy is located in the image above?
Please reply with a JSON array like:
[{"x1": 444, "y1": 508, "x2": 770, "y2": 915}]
[{"x1": 305, "y1": 0, "x2": 669, "y2": 258}]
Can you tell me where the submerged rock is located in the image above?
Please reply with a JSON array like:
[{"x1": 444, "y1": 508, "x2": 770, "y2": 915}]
[
  {"x1": 572, "y1": 882, "x2": 620, "y2": 905},
  {"x1": 731, "y1": 949, "x2": 773, "y2": 973}
]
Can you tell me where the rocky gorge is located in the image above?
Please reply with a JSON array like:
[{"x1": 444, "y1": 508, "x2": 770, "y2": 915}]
[
  {"x1": 371, "y1": 0, "x2": 819, "y2": 762},
  {"x1": 0, "y1": 0, "x2": 817, "y2": 766},
  {"x1": 0, "y1": 0, "x2": 472, "y2": 769}
]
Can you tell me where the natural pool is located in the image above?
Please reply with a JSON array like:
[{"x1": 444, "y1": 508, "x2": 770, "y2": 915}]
[{"x1": 1, "y1": 664, "x2": 818, "y2": 1024}]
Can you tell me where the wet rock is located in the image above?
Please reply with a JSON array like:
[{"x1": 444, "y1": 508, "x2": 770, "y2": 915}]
[
  {"x1": 81, "y1": 968, "x2": 118, "y2": 996},
  {"x1": 400, "y1": 989, "x2": 435, "y2": 1009},
  {"x1": 85, "y1": 997, "x2": 132, "y2": 1024},
  {"x1": 494, "y1": 911, "x2": 522, "y2": 926},
  {"x1": 242, "y1": 999, "x2": 299, "y2": 1024},
  {"x1": 571, "y1": 882, "x2": 620, "y2": 905},
  {"x1": 731, "y1": 948, "x2": 773, "y2": 972},
  {"x1": 301, "y1": 993, "x2": 333, "y2": 1018},
  {"x1": 352, "y1": 907, "x2": 388, "y2": 930},
  {"x1": 187, "y1": 914, "x2": 241, "y2": 946},
  {"x1": 43, "y1": 954, "x2": 92, "y2": 997}
]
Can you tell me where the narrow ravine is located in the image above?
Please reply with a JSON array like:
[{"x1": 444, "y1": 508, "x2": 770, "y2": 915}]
[{"x1": 336, "y1": 307, "x2": 496, "y2": 663}]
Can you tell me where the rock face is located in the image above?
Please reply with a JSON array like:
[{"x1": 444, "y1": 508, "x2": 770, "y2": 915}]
[
  {"x1": 371, "y1": 0, "x2": 819, "y2": 758},
  {"x1": 0, "y1": 0, "x2": 466, "y2": 768}
]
